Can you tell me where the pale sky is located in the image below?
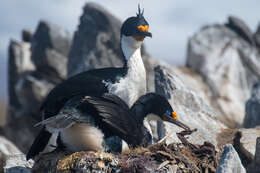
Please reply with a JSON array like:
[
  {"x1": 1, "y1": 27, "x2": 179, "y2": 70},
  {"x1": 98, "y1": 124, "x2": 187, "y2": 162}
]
[{"x1": 0, "y1": 0, "x2": 259, "y2": 98}]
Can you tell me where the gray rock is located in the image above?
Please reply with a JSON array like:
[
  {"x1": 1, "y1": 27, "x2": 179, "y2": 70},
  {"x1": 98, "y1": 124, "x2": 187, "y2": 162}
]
[
  {"x1": 186, "y1": 23, "x2": 260, "y2": 127},
  {"x1": 246, "y1": 137, "x2": 260, "y2": 173},
  {"x1": 244, "y1": 82, "x2": 260, "y2": 128},
  {"x1": 154, "y1": 65, "x2": 226, "y2": 147},
  {"x1": 22, "y1": 30, "x2": 33, "y2": 43},
  {"x1": 0, "y1": 136, "x2": 28, "y2": 173},
  {"x1": 3, "y1": 20, "x2": 72, "y2": 152},
  {"x1": 4, "y1": 154, "x2": 33, "y2": 173},
  {"x1": 226, "y1": 16, "x2": 255, "y2": 46},
  {"x1": 216, "y1": 144, "x2": 246, "y2": 173},
  {"x1": 238, "y1": 128, "x2": 260, "y2": 160},
  {"x1": 67, "y1": 2, "x2": 155, "y2": 91},
  {"x1": 254, "y1": 23, "x2": 260, "y2": 49},
  {"x1": 31, "y1": 20, "x2": 72, "y2": 80}
]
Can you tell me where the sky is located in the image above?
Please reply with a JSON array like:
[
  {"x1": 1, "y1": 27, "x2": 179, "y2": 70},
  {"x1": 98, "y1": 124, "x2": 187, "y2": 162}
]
[{"x1": 0, "y1": 0, "x2": 259, "y2": 99}]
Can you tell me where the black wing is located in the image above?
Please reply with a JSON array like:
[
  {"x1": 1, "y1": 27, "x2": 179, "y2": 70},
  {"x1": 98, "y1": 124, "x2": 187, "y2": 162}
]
[
  {"x1": 40, "y1": 67, "x2": 126, "y2": 119},
  {"x1": 82, "y1": 94, "x2": 144, "y2": 147}
]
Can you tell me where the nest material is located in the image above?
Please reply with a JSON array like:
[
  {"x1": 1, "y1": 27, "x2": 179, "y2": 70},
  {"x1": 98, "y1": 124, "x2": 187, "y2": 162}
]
[{"x1": 33, "y1": 130, "x2": 219, "y2": 173}]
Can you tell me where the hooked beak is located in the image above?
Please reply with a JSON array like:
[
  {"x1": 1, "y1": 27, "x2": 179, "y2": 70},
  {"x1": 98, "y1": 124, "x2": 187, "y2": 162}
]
[
  {"x1": 163, "y1": 112, "x2": 190, "y2": 131},
  {"x1": 138, "y1": 31, "x2": 152, "y2": 38}
]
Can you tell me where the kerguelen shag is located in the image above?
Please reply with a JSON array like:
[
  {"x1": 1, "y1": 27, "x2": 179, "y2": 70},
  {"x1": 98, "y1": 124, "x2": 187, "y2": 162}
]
[
  {"x1": 31, "y1": 93, "x2": 190, "y2": 156},
  {"x1": 27, "y1": 5, "x2": 152, "y2": 160}
]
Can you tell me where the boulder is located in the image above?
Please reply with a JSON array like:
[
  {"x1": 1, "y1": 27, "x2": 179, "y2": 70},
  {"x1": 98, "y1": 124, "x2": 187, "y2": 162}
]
[
  {"x1": 68, "y1": 3, "x2": 155, "y2": 92},
  {"x1": 225, "y1": 16, "x2": 255, "y2": 46},
  {"x1": 244, "y1": 82, "x2": 260, "y2": 128},
  {"x1": 4, "y1": 154, "x2": 34, "y2": 173},
  {"x1": 154, "y1": 65, "x2": 226, "y2": 147},
  {"x1": 2, "y1": 21, "x2": 72, "y2": 153},
  {"x1": 186, "y1": 19, "x2": 260, "y2": 127},
  {"x1": 238, "y1": 128, "x2": 260, "y2": 161},
  {"x1": 254, "y1": 23, "x2": 260, "y2": 50},
  {"x1": 216, "y1": 144, "x2": 246, "y2": 173}
]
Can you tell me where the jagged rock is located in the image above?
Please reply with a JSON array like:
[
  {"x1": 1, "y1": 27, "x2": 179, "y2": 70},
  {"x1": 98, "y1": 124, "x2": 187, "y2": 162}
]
[
  {"x1": 246, "y1": 137, "x2": 260, "y2": 173},
  {"x1": 68, "y1": 2, "x2": 155, "y2": 91},
  {"x1": 0, "y1": 136, "x2": 24, "y2": 172},
  {"x1": 244, "y1": 82, "x2": 260, "y2": 128},
  {"x1": 154, "y1": 65, "x2": 226, "y2": 147},
  {"x1": 238, "y1": 128, "x2": 260, "y2": 161},
  {"x1": 2, "y1": 21, "x2": 72, "y2": 153},
  {"x1": 31, "y1": 20, "x2": 72, "y2": 80},
  {"x1": 225, "y1": 16, "x2": 255, "y2": 46},
  {"x1": 22, "y1": 30, "x2": 33, "y2": 43},
  {"x1": 186, "y1": 23, "x2": 260, "y2": 127},
  {"x1": 216, "y1": 144, "x2": 246, "y2": 173},
  {"x1": 253, "y1": 23, "x2": 260, "y2": 49},
  {"x1": 4, "y1": 154, "x2": 34, "y2": 173}
]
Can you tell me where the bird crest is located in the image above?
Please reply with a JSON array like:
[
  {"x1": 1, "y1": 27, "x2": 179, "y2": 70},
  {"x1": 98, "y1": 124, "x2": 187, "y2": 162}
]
[{"x1": 137, "y1": 4, "x2": 144, "y2": 18}]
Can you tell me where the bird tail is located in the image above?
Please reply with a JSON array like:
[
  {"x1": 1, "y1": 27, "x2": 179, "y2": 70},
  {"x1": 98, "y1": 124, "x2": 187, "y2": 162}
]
[{"x1": 26, "y1": 127, "x2": 52, "y2": 160}]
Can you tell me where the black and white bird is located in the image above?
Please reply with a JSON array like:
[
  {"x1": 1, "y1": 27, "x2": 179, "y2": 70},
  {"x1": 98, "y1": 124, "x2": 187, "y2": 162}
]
[
  {"x1": 27, "y1": 6, "x2": 152, "y2": 160},
  {"x1": 29, "y1": 93, "x2": 190, "y2": 158}
]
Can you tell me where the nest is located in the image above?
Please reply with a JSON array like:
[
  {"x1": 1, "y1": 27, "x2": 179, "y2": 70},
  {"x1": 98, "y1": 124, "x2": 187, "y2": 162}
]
[{"x1": 32, "y1": 130, "x2": 219, "y2": 173}]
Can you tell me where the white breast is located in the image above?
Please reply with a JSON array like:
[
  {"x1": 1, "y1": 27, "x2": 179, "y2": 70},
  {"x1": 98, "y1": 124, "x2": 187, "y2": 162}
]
[{"x1": 105, "y1": 36, "x2": 147, "y2": 107}]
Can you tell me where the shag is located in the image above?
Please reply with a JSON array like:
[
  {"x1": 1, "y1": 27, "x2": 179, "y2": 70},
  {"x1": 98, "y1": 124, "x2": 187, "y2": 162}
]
[
  {"x1": 30, "y1": 93, "x2": 189, "y2": 158},
  {"x1": 27, "y1": 5, "x2": 151, "y2": 160}
]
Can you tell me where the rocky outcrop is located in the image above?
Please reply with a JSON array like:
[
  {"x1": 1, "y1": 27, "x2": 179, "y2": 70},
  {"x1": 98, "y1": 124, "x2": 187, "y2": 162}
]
[
  {"x1": 68, "y1": 3, "x2": 155, "y2": 92},
  {"x1": 216, "y1": 144, "x2": 246, "y2": 173},
  {"x1": 154, "y1": 65, "x2": 226, "y2": 147},
  {"x1": 0, "y1": 136, "x2": 24, "y2": 172},
  {"x1": 254, "y1": 24, "x2": 260, "y2": 50},
  {"x1": 244, "y1": 82, "x2": 260, "y2": 128},
  {"x1": 2, "y1": 21, "x2": 72, "y2": 152},
  {"x1": 186, "y1": 16, "x2": 260, "y2": 128},
  {"x1": 4, "y1": 154, "x2": 33, "y2": 173}
]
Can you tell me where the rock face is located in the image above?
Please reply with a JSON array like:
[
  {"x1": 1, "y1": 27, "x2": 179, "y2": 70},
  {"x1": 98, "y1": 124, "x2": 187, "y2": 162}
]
[
  {"x1": 238, "y1": 128, "x2": 260, "y2": 161},
  {"x1": 244, "y1": 82, "x2": 260, "y2": 128},
  {"x1": 216, "y1": 144, "x2": 246, "y2": 173},
  {"x1": 186, "y1": 16, "x2": 260, "y2": 128},
  {"x1": 2, "y1": 21, "x2": 72, "y2": 152},
  {"x1": 154, "y1": 65, "x2": 226, "y2": 147},
  {"x1": 0, "y1": 136, "x2": 24, "y2": 172}
]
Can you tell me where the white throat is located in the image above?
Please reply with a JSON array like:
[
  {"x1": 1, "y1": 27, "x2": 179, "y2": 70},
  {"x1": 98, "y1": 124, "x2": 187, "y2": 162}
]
[
  {"x1": 104, "y1": 35, "x2": 146, "y2": 107},
  {"x1": 121, "y1": 35, "x2": 143, "y2": 61}
]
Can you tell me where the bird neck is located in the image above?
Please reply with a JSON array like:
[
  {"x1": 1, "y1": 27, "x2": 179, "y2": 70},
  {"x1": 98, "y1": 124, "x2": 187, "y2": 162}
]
[
  {"x1": 131, "y1": 96, "x2": 160, "y2": 124},
  {"x1": 120, "y1": 35, "x2": 145, "y2": 70}
]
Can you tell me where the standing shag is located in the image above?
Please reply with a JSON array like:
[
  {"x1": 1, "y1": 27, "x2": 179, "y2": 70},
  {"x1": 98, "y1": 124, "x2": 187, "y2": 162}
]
[
  {"x1": 31, "y1": 93, "x2": 190, "y2": 156},
  {"x1": 26, "y1": 6, "x2": 152, "y2": 160}
]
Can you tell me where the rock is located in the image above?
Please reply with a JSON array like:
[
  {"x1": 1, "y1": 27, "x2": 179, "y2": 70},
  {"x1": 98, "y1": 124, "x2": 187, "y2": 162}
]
[
  {"x1": 225, "y1": 16, "x2": 255, "y2": 46},
  {"x1": 237, "y1": 128, "x2": 260, "y2": 161},
  {"x1": 244, "y1": 82, "x2": 260, "y2": 128},
  {"x1": 154, "y1": 65, "x2": 226, "y2": 148},
  {"x1": 186, "y1": 23, "x2": 260, "y2": 127},
  {"x1": 68, "y1": 2, "x2": 155, "y2": 91},
  {"x1": 216, "y1": 144, "x2": 246, "y2": 173},
  {"x1": 4, "y1": 154, "x2": 34, "y2": 173},
  {"x1": 31, "y1": 20, "x2": 72, "y2": 80},
  {"x1": 22, "y1": 30, "x2": 33, "y2": 43},
  {"x1": 0, "y1": 136, "x2": 25, "y2": 172},
  {"x1": 253, "y1": 23, "x2": 260, "y2": 49},
  {"x1": 2, "y1": 20, "x2": 72, "y2": 153},
  {"x1": 246, "y1": 137, "x2": 260, "y2": 173}
]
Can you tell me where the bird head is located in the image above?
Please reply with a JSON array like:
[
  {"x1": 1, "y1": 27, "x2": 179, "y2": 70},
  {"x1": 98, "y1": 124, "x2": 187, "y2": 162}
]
[
  {"x1": 120, "y1": 5, "x2": 152, "y2": 48},
  {"x1": 140, "y1": 93, "x2": 190, "y2": 131}
]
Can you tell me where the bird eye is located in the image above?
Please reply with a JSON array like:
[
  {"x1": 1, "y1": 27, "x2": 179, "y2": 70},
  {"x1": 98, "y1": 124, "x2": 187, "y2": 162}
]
[{"x1": 166, "y1": 110, "x2": 171, "y2": 116}]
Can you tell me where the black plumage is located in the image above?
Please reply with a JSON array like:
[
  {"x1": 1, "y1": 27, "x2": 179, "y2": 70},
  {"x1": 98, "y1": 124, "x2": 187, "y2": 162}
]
[
  {"x1": 29, "y1": 93, "x2": 189, "y2": 159},
  {"x1": 27, "y1": 6, "x2": 153, "y2": 160}
]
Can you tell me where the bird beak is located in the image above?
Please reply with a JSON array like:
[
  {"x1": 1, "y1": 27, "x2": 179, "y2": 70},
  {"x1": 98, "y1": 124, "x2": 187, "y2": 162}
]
[{"x1": 163, "y1": 112, "x2": 190, "y2": 131}]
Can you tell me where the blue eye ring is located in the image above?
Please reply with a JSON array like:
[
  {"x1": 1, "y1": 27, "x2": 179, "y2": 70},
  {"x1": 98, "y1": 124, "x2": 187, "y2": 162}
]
[{"x1": 166, "y1": 110, "x2": 171, "y2": 116}]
